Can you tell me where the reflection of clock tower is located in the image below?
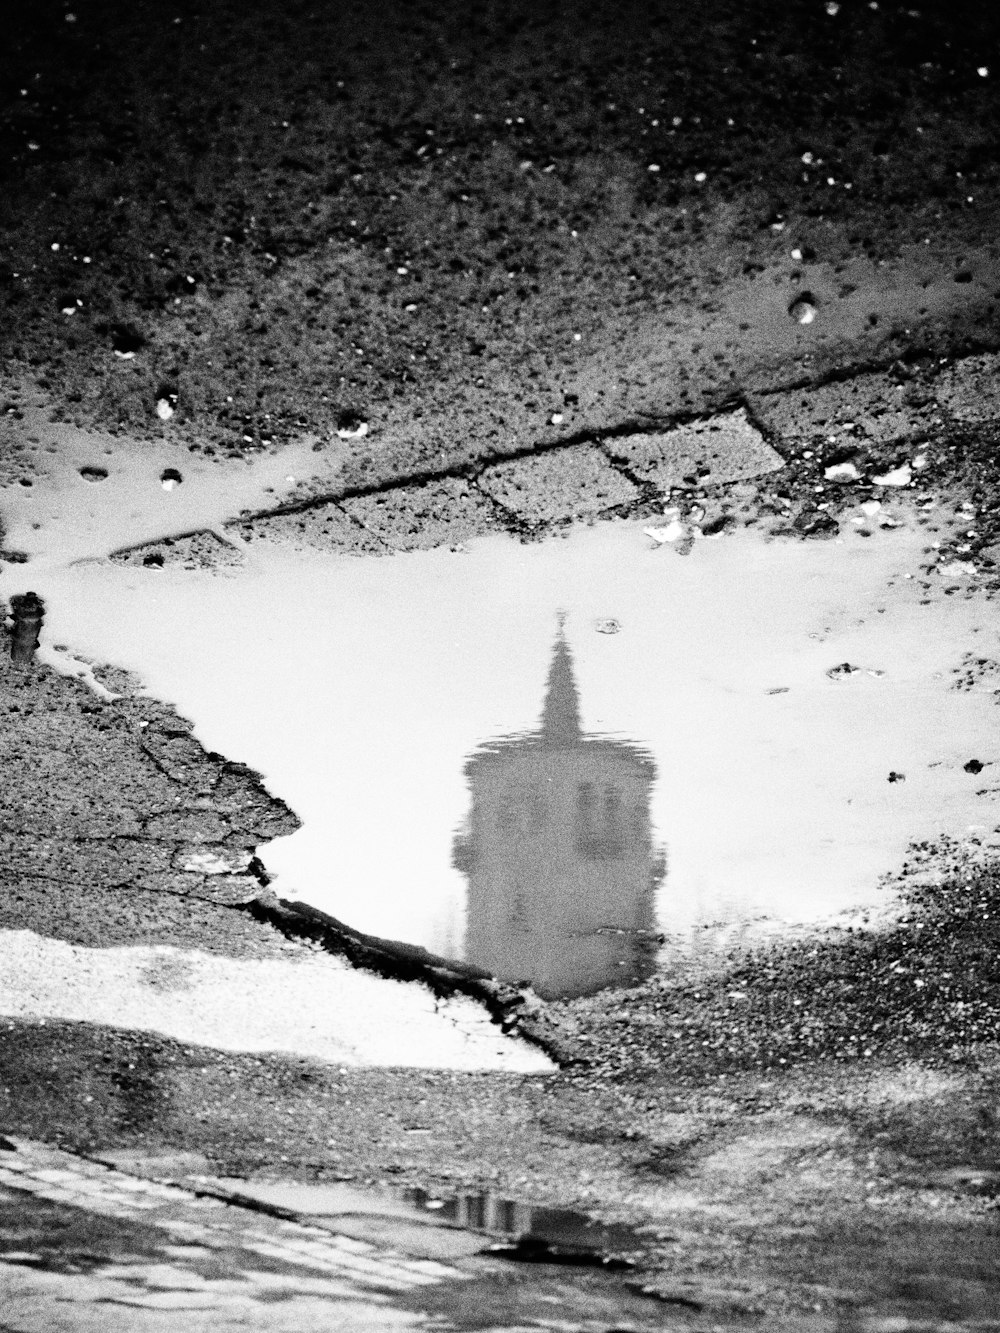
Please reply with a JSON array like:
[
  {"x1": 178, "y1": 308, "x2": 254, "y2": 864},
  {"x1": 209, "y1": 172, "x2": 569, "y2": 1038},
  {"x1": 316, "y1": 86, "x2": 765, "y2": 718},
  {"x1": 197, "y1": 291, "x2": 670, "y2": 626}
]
[{"x1": 453, "y1": 622, "x2": 664, "y2": 999}]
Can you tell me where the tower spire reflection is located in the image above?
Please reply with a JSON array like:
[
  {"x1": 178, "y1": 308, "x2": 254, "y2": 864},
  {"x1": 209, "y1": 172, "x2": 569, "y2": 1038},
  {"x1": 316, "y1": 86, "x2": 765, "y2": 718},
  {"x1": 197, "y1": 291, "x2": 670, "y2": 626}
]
[{"x1": 453, "y1": 620, "x2": 665, "y2": 999}]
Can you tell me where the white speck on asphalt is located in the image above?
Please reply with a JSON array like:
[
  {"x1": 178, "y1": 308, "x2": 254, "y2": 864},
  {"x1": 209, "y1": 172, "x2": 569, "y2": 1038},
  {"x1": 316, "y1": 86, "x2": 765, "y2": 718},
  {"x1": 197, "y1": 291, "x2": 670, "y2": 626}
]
[
  {"x1": 824, "y1": 462, "x2": 862, "y2": 482},
  {"x1": 873, "y1": 463, "x2": 913, "y2": 486}
]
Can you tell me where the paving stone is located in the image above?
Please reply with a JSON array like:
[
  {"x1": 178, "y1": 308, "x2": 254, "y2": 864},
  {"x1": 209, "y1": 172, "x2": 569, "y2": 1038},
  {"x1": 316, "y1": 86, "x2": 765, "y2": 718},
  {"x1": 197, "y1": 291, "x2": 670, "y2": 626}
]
[
  {"x1": 474, "y1": 445, "x2": 638, "y2": 525},
  {"x1": 0, "y1": 1138, "x2": 461, "y2": 1330},
  {"x1": 340, "y1": 477, "x2": 501, "y2": 550},
  {"x1": 603, "y1": 408, "x2": 784, "y2": 493},
  {"x1": 933, "y1": 352, "x2": 1000, "y2": 425},
  {"x1": 750, "y1": 374, "x2": 937, "y2": 449},
  {"x1": 226, "y1": 504, "x2": 388, "y2": 554},
  {"x1": 109, "y1": 529, "x2": 244, "y2": 571}
]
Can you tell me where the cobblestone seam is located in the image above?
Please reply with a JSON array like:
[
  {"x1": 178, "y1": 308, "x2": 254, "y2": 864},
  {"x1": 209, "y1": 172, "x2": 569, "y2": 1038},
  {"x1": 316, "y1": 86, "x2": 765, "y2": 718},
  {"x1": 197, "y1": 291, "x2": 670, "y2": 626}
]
[{"x1": 95, "y1": 353, "x2": 1000, "y2": 562}]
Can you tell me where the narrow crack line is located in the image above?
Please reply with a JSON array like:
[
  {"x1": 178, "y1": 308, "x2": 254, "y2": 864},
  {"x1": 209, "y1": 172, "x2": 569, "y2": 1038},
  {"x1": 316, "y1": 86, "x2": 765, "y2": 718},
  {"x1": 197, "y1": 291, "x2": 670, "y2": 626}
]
[
  {"x1": 0, "y1": 868, "x2": 140, "y2": 891},
  {"x1": 5, "y1": 830, "x2": 197, "y2": 846},
  {"x1": 227, "y1": 399, "x2": 756, "y2": 527},
  {"x1": 232, "y1": 494, "x2": 394, "y2": 552},
  {"x1": 590, "y1": 444, "x2": 665, "y2": 508},
  {"x1": 737, "y1": 396, "x2": 792, "y2": 461},
  {"x1": 464, "y1": 481, "x2": 529, "y2": 535},
  {"x1": 105, "y1": 524, "x2": 245, "y2": 560},
  {"x1": 0, "y1": 869, "x2": 258, "y2": 915},
  {"x1": 750, "y1": 357, "x2": 908, "y2": 399},
  {"x1": 135, "y1": 736, "x2": 217, "y2": 790},
  {"x1": 749, "y1": 335, "x2": 1000, "y2": 401}
]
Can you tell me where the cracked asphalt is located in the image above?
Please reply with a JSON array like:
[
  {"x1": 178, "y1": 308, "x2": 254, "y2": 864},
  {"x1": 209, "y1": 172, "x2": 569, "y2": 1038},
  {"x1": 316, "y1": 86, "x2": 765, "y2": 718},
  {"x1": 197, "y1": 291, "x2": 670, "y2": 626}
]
[{"x1": 3, "y1": 0, "x2": 1000, "y2": 1328}]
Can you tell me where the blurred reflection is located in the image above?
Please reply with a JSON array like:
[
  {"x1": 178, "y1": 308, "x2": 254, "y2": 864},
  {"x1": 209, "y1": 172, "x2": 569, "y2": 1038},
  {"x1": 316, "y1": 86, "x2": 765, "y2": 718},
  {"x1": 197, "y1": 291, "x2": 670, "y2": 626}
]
[{"x1": 453, "y1": 620, "x2": 665, "y2": 998}]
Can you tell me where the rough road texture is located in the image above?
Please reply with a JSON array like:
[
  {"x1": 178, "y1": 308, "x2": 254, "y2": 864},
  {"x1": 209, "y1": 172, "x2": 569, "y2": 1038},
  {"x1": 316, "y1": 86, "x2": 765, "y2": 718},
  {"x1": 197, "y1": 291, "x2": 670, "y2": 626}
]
[
  {"x1": 0, "y1": 633, "x2": 298, "y2": 954},
  {"x1": 2, "y1": 0, "x2": 999, "y2": 494},
  {"x1": 4, "y1": 1, "x2": 1000, "y2": 1326}
]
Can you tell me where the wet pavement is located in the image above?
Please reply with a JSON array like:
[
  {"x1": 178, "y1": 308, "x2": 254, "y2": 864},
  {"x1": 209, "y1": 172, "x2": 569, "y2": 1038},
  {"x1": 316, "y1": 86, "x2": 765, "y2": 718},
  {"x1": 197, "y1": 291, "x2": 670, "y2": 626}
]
[
  {"x1": 3, "y1": 1, "x2": 1000, "y2": 1326},
  {"x1": 4, "y1": 504, "x2": 998, "y2": 997},
  {"x1": 0, "y1": 1137, "x2": 675, "y2": 1331}
]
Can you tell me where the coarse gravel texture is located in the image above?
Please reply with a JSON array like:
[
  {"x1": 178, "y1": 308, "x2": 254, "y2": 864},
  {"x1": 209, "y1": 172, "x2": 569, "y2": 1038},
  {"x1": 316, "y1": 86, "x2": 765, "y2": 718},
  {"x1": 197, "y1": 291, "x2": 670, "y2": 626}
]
[
  {"x1": 748, "y1": 369, "x2": 941, "y2": 451},
  {"x1": 0, "y1": 618, "x2": 300, "y2": 955},
  {"x1": 935, "y1": 351, "x2": 1000, "y2": 425},
  {"x1": 2, "y1": 0, "x2": 999, "y2": 495},
  {"x1": 226, "y1": 502, "x2": 390, "y2": 555},
  {"x1": 108, "y1": 527, "x2": 245, "y2": 571},
  {"x1": 600, "y1": 406, "x2": 784, "y2": 491},
  {"x1": 475, "y1": 444, "x2": 640, "y2": 527},
  {"x1": 340, "y1": 476, "x2": 505, "y2": 551}
]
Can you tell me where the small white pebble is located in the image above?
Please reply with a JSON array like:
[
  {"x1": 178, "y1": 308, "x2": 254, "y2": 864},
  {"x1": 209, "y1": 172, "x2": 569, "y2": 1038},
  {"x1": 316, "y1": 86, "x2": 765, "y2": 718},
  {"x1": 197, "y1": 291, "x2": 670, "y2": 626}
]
[
  {"x1": 937, "y1": 560, "x2": 977, "y2": 579},
  {"x1": 644, "y1": 510, "x2": 684, "y2": 545},
  {"x1": 647, "y1": 163, "x2": 661, "y2": 172},
  {"x1": 860, "y1": 499, "x2": 882, "y2": 517},
  {"x1": 336, "y1": 422, "x2": 369, "y2": 440},
  {"x1": 824, "y1": 461, "x2": 861, "y2": 483},
  {"x1": 694, "y1": 171, "x2": 707, "y2": 182},
  {"x1": 872, "y1": 463, "x2": 912, "y2": 487},
  {"x1": 155, "y1": 399, "x2": 175, "y2": 421},
  {"x1": 978, "y1": 66, "x2": 989, "y2": 77},
  {"x1": 791, "y1": 247, "x2": 803, "y2": 260},
  {"x1": 550, "y1": 412, "x2": 564, "y2": 425}
]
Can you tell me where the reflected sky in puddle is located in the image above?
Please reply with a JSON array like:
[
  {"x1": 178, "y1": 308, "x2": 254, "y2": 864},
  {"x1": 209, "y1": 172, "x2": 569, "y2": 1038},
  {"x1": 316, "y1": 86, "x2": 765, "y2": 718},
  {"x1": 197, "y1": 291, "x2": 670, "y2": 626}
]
[{"x1": 10, "y1": 516, "x2": 1000, "y2": 998}]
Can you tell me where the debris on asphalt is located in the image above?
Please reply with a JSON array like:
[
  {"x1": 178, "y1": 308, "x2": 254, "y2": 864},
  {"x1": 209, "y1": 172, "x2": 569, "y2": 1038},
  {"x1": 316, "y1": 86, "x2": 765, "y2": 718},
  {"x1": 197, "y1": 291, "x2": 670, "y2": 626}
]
[
  {"x1": 7, "y1": 590, "x2": 44, "y2": 665},
  {"x1": 824, "y1": 461, "x2": 862, "y2": 483},
  {"x1": 873, "y1": 463, "x2": 913, "y2": 487}
]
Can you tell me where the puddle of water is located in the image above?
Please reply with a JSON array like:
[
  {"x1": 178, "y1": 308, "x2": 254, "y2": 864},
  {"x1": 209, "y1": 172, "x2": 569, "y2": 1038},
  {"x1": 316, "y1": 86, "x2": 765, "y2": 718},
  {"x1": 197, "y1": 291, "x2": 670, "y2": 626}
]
[
  {"x1": 209, "y1": 1177, "x2": 643, "y2": 1261},
  {"x1": 0, "y1": 396, "x2": 344, "y2": 568},
  {"x1": 404, "y1": 1187, "x2": 643, "y2": 1260},
  {"x1": 3, "y1": 500, "x2": 999, "y2": 999}
]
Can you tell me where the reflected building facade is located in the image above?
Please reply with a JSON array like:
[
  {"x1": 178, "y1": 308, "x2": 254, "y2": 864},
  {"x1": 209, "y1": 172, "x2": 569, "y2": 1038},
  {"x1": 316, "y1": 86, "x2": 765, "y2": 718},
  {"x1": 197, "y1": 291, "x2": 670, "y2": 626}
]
[{"x1": 453, "y1": 623, "x2": 665, "y2": 999}]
